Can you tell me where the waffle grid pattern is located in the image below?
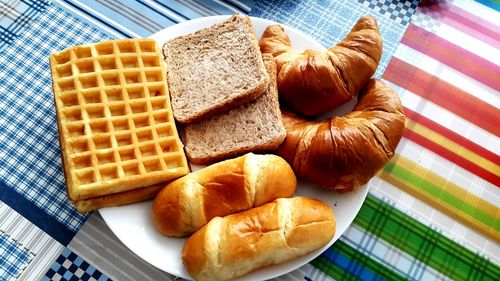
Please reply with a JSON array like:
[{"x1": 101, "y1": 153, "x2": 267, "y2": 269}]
[{"x1": 50, "y1": 39, "x2": 188, "y2": 200}]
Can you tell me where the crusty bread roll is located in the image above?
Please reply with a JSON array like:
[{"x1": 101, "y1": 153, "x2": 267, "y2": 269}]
[
  {"x1": 182, "y1": 196, "x2": 335, "y2": 281},
  {"x1": 259, "y1": 16, "x2": 382, "y2": 116},
  {"x1": 277, "y1": 79, "x2": 405, "y2": 192},
  {"x1": 152, "y1": 153, "x2": 296, "y2": 237}
]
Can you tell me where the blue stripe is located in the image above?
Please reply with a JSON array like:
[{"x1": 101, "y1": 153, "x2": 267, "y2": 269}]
[
  {"x1": 474, "y1": 0, "x2": 500, "y2": 11},
  {"x1": 221, "y1": 0, "x2": 251, "y2": 13},
  {"x1": 77, "y1": 0, "x2": 170, "y2": 36},
  {"x1": 320, "y1": 246, "x2": 380, "y2": 280},
  {"x1": 192, "y1": 0, "x2": 237, "y2": 15},
  {"x1": 135, "y1": 0, "x2": 183, "y2": 23},
  {"x1": 9, "y1": 6, "x2": 40, "y2": 35},
  {"x1": 0, "y1": 183, "x2": 82, "y2": 246},
  {"x1": 58, "y1": 0, "x2": 132, "y2": 38},
  {"x1": 148, "y1": 0, "x2": 193, "y2": 20}
]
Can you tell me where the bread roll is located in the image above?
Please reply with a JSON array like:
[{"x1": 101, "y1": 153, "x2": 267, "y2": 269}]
[
  {"x1": 152, "y1": 153, "x2": 296, "y2": 237},
  {"x1": 182, "y1": 196, "x2": 335, "y2": 281},
  {"x1": 259, "y1": 16, "x2": 382, "y2": 116},
  {"x1": 277, "y1": 79, "x2": 405, "y2": 192}
]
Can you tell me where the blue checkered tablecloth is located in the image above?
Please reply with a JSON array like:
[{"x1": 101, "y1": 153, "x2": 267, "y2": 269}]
[{"x1": 1, "y1": 1, "x2": 499, "y2": 281}]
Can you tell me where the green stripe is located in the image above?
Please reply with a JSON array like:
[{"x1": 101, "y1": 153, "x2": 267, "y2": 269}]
[
  {"x1": 384, "y1": 161, "x2": 499, "y2": 231},
  {"x1": 354, "y1": 194, "x2": 500, "y2": 281},
  {"x1": 311, "y1": 240, "x2": 407, "y2": 281},
  {"x1": 311, "y1": 257, "x2": 352, "y2": 280}
]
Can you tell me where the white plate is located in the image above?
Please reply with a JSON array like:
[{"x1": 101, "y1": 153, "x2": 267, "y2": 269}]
[{"x1": 100, "y1": 16, "x2": 369, "y2": 281}]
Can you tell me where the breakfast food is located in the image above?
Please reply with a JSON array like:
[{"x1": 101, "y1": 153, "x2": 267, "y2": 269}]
[
  {"x1": 259, "y1": 16, "x2": 382, "y2": 116},
  {"x1": 277, "y1": 79, "x2": 405, "y2": 192},
  {"x1": 50, "y1": 38, "x2": 189, "y2": 209},
  {"x1": 182, "y1": 54, "x2": 286, "y2": 164},
  {"x1": 152, "y1": 153, "x2": 296, "y2": 237},
  {"x1": 163, "y1": 13, "x2": 269, "y2": 123},
  {"x1": 182, "y1": 196, "x2": 336, "y2": 281},
  {"x1": 75, "y1": 183, "x2": 164, "y2": 213}
]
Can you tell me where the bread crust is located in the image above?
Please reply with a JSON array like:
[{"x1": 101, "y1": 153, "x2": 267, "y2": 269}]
[
  {"x1": 74, "y1": 183, "x2": 165, "y2": 213},
  {"x1": 163, "y1": 14, "x2": 269, "y2": 124},
  {"x1": 259, "y1": 16, "x2": 382, "y2": 116},
  {"x1": 183, "y1": 54, "x2": 286, "y2": 164},
  {"x1": 152, "y1": 153, "x2": 296, "y2": 237},
  {"x1": 182, "y1": 197, "x2": 335, "y2": 281},
  {"x1": 277, "y1": 79, "x2": 405, "y2": 192}
]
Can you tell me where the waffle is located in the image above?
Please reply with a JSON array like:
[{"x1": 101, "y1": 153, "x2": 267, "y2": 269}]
[
  {"x1": 50, "y1": 39, "x2": 189, "y2": 203},
  {"x1": 74, "y1": 183, "x2": 165, "y2": 213}
]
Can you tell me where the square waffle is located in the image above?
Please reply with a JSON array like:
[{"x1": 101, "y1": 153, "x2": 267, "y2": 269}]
[{"x1": 50, "y1": 39, "x2": 189, "y2": 204}]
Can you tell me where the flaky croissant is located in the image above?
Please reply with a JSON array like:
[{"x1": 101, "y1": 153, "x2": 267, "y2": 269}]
[
  {"x1": 259, "y1": 16, "x2": 383, "y2": 116},
  {"x1": 276, "y1": 79, "x2": 405, "y2": 192}
]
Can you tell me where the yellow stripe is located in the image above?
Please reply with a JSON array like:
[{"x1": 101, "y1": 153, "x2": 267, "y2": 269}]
[
  {"x1": 377, "y1": 155, "x2": 500, "y2": 242},
  {"x1": 405, "y1": 119, "x2": 499, "y2": 175}
]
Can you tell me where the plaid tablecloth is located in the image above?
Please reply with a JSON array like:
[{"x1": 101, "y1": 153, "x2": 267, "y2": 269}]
[{"x1": 1, "y1": 0, "x2": 499, "y2": 280}]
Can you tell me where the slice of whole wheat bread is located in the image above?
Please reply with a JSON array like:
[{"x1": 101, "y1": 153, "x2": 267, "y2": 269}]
[
  {"x1": 183, "y1": 54, "x2": 286, "y2": 164},
  {"x1": 163, "y1": 14, "x2": 269, "y2": 124}
]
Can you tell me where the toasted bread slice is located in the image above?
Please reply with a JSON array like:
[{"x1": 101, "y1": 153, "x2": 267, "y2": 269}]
[
  {"x1": 163, "y1": 14, "x2": 269, "y2": 124},
  {"x1": 183, "y1": 54, "x2": 286, "y2": 164}
]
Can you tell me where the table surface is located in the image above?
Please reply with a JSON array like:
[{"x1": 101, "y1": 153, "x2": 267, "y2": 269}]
[{"x1": 1, "y1": 0, "x2": 499, "y2": 281}]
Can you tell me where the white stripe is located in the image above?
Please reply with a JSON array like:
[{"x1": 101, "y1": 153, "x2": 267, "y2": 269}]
[
  {"x1": 143, "y1": 0, "x2": 187, "y2": 23},
  {"x1": 448, "y1": 0, "x2": 500, "y2": 26},
  {"x1": 69, "y1": 214, "x2": 170, "y2": 281},
  {"x1": 53, "y1": 0, "x2": 124, "y2": 38},
  {"x1": 53, "y1": 0, "x2": 140, "y2": 38},
  {"x1": 228, "y1": 0, "x2": 252, "y2": 12},
  {"x1": 395, "y1": 138, "x2": 500, "y2": 204},
  {"x1": 370, "y1": 178, "x2": 500, "y2": 265},
  {"x1": 395, "y1": 44, "x2": 500, "y2": 107},
  {"x1": 341, "y1": 224, "x2": 446, "y2": 280},
  {"x1": 383, "y1": 79, "x2": 500, "y2": 153},
  {"x1": 213, "y1": 0, "x2": 241, "y2": 13},
  {"x1": 19, "y1": 241, "x2": 63, "y2": 281},
  {"x1": 412, "y1": 15, "x2": 500, "y2": 65},
  {"x1": 69, "y1": 1, "x2": 142, "y2": 37},
  {"x1": 0, "y1": 203, "x2": 63, "y2": 281}
]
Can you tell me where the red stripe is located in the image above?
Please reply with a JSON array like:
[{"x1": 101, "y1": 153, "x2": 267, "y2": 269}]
[
  {"x1": 383, "y1": 57, "x2": 500, "y2": 137},
  {"x1": 420, "y1": 2, "x2": 500, "y2": 46},
  {"x1": 403, "y1": 107, "x2": 500, "y2": 166},
  {"x1": 402, "y1": 132, "x2": 500, "y2": 186},
  {"x1": 403, "y1": 24, "x2": 500, "y2": 91}
]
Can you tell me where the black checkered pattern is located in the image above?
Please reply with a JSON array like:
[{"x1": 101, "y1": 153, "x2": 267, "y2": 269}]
[
  {"x1": 43, "y1": 248, "x2": 111, "y2": 281},
  {"x1": 358, "y1": 0, "x2": 419, "y2": 25}
]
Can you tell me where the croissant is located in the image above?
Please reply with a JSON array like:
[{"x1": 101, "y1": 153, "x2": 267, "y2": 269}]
[
  {"x1": 276, "y1": 79, "x2": 405, "y2": 192},
  {"x1": 259, "y1": 16, "x2": 383, "y2": 116}
]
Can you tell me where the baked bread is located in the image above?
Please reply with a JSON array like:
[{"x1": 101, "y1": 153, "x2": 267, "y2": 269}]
[
  {"x1": 277, "y1": 79, "x2": 405, "y2": 192},
  {"x1": 259, "y1": 16, "x2": 382, "y2": 116},
  {"x1": 182, "y1": 54, "x2": 286, "y2": 164},
  {"x1": 152, "y1": 153, "x2": 296, "y2": 237},
  {"x1": 49, "y1": 38, "x2": 189, "y2": 207},
  {"x1": 75, "y1": 183, "x2": 164, "y2": 213},
  {"x1": 163, "y1": 14, "x2": 269, "y2": 123},
  {"x1": 182, "y1": 196, "x2": 335, "y2": 281}
]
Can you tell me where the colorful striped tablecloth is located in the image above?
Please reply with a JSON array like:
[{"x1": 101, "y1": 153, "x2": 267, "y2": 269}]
[{"x1": 1, "y1": 0, "x2": 498, "y2": 280}]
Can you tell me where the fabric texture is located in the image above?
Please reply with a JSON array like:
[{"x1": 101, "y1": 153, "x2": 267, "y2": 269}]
[{"x1": 0, "y1": 0, "x2": 498, "y2": 280}]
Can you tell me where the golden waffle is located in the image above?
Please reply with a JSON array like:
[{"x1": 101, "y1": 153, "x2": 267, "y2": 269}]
[
  {"x1": 50, "y1": 39, "x2": 189, "y2": 202},
  {"x1": 74, "y1": 183, "x2": 165, "y2": 213}
]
